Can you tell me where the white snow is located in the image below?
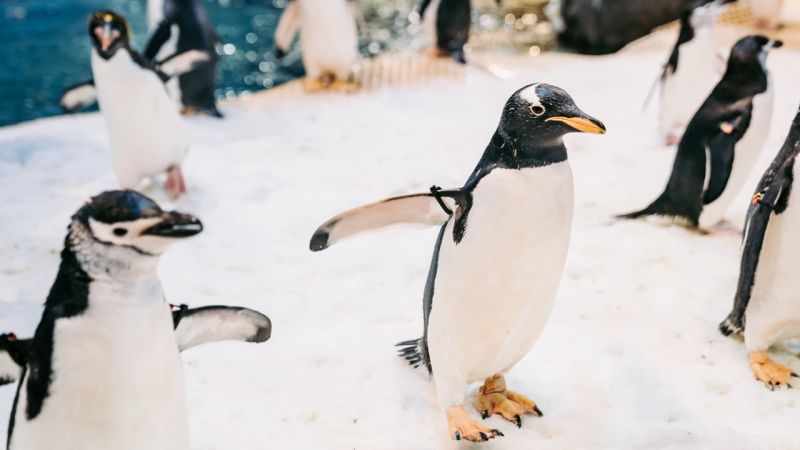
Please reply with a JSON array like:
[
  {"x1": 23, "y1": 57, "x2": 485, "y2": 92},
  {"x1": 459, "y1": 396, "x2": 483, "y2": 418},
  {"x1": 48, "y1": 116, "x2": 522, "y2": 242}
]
[{"x1": 2, "y1": 40, "x2": 800, "y2": 449}]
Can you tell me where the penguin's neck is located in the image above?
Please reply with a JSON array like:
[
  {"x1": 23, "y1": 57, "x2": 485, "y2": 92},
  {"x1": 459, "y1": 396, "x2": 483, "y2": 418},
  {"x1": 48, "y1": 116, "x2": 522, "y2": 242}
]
[{"x1": 478, "y1": 129, "x2": 567, "y2": 170}]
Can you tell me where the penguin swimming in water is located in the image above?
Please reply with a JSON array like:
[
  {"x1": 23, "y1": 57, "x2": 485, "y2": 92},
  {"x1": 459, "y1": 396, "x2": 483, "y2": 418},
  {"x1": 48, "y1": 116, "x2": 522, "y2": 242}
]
[
  {"x1": 656, "y1": 0, "x2": 723, "y2": 145},
  {"x1": 310, "y1": 84, "x2": 605, "y2": 441},
  {"x1": 719, "y1": 106, "x2": 800, "y2": 389},
  {"x1": 60, "y1": 11, "x2": 210, "y2": 198},
  {"x1": 144, "y1": 0, "x2": 222, "y2": 117},
  {"x1": 274, "y1": 0, "x2": 360, "y2": 92},
  {"x1": 4, "y1": 190, "x2": 271, "y2": 450},
  {"x1": 621, "y1": 35, "x2": 781, "y2": 230}
]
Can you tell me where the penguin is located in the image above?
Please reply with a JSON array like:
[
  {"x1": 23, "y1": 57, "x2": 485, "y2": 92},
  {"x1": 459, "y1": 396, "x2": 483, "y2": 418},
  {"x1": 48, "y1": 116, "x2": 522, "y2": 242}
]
[
  {"x1": 0, "y1": 334, "x2": 29, "y2": 387},
  {"x1": 274, "y1": 0, "x2": 360, "y2": 92},
  {"x1": 656, "y1": 0, "x2": 723, "y2": 145},
  {"x1": 60, "y1": 11, "x2": 211, "y2": 198},
  {"x1": 5, "y1": 190, "x2": 271, "y2": 450},
  {"x1": 620, "y1": 35, "x2": 782, "y2": 230},
  {"x1": 310, "y1": 83, "x2": 605, "y2": 442},
  {"x1": 719, "y1": 106, "x2": 800, "y2": 389},
  {"x1": 420, "y1": 0, "x2": 472, "y2": 63},
  {"x1": 144, "y1": 0, "x2": 222, "y2": 117}
]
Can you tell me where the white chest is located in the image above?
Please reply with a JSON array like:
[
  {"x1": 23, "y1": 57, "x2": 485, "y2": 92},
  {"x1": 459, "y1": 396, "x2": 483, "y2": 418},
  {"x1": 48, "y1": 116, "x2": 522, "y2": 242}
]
[
  {"x1": 296, "y1": 0, "x2": 357, "y2": 74},
  {"x1": 10, "y1": 280, "x2": 190, "y2": 450},
  {"x1": 746, "y1": 162, "x2": 800, "y2": 348},
  {"x1": 429, "y1": 164, "x2": 574, "y2": 379},
  {"x1": 661, "y1": 31, "x2": 720, "y2": 128}
]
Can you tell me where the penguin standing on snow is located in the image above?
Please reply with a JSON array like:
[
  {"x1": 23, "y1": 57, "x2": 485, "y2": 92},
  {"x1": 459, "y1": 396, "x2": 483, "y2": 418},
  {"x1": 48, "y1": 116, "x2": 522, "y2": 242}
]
[
  {"x1": 5, "y1": 190, "x2": 271, "y2": 450},
  {"x1": 656, "y1": 0, "x2": 723, "y2": 145},
  {"x1": 144, "y1": 0, "x2": 222, "y2": 117},
  {"x1": 719, "y1": 106, "x2": 800, "y2": 389},
  {"x1": 274, "y1": 0, "x2": 361, "y2": 92},
  {"x1": 310, "y1": 84, "x2": 605, "y2": 441},
  {"x1": 620, "y1": 35, "x2": 781, "y2": 230},
  {"x1": 420, "y1": 0, "x2": 472, "y2": 63},
  {"x1": 60, "y1": 11, "x2": 210, "y2": 198}
]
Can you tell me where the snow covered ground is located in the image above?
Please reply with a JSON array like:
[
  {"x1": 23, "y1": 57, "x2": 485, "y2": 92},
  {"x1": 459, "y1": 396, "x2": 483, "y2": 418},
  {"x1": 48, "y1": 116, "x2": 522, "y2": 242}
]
[{"x1": 2, "y1": 38, "x2": 800, "y2": 449}]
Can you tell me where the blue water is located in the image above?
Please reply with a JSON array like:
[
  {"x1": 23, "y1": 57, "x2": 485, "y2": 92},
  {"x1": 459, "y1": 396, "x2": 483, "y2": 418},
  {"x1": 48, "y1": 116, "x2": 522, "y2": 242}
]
[{"x1": 0, "y1": 0, "x2": 305, "y2": 126}]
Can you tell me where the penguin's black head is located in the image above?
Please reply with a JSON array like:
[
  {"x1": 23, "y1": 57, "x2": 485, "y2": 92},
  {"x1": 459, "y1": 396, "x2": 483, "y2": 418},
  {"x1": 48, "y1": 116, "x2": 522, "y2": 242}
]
[
  {"x1": 72, "y1": 190, "x2": 203, "y2": 257},
  {"x1": 729, "y1": 35, "x2": 782, "y2": 68},
  {"x1": 501, "y1": 83, "x2": 606, "y2": 144},
  {"x1": 88, "y1": 11, "x2": 130, "y2": 60}
]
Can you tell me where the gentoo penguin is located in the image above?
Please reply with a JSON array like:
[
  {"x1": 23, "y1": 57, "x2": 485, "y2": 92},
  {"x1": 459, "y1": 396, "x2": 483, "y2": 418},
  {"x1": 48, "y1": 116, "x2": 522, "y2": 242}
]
[
  {"x1": 620, "y1": 35, "x2": 782, "y2": 230},
  {"x1": 5, "y1": 190, "x2": 271, "y2": 450},
  {"x1": 719, "y1": 106, "x2": 800, "y2": 389},
  {"x1": 310, "y1": 84, "x2": 605, "y2": 441},
  {"x1": 420, "y1": 0, "x2": 472, "y2": 63},
  {"x1": 60, "y1": 11, "x2": 210, "y2": 198},
  {"x1": 144, "y1": 0, "x2": 222, "y2": 117},
  {"x1": 274, "y1": 0, "x2": 360, "y2": 92},
  {"x1": 656, "y1": 0, "x2": 723, "y2": 145}
]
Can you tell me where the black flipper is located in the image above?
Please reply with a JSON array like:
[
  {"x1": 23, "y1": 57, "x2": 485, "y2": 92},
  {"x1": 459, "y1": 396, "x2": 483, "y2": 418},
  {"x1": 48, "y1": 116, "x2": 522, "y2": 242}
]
[
  {"x1": 420, "y1": 0, "x2": 432, "y2": 17},
  {"x1": 720, "y1": 106, "x2": 800, "y2": 336},
  {"x1": 143, "y1": 16, "x2": 176, "y2": 61},
  {"x1": 704, "y1": 110, "x2": 752, "y2": 204},
  {"x1": 0, "y1": 333, "x2": 30, "y2": 386},
  {"x1": 172, "y1": 304, "x2": 271, "y2": 351}
]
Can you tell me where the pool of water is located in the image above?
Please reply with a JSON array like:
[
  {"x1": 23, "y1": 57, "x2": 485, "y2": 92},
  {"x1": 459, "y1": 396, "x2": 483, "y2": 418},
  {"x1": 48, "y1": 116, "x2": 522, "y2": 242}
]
[{"x1": 0, "y1": 0, "x2": 307, "y2": 127}]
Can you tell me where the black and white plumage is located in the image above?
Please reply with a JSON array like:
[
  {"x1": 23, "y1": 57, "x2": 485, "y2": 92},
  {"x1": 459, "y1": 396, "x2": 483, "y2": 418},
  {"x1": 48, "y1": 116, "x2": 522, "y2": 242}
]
[
  {"x1": 420, "y1": 0, "x2": 471, "y2": 63},
  {"x1": 274, "y1": 0, "x2": 361, "y2": 91},
  {"x1": 145, "y1": 0, "x2": 222, "y2": 117},
  {"x1": 656, "y1": 0, "x2": 723, "y2": 145},
  {"x1": 718, "y1": 106, "x2": 800, "y2": 388},
  {"x1": 621, "y1": 35, "x2": 782, "y2": 229},
  {"x1": 60, "y1": 11, "x2": 210, "y2": 198},
  {"x1": 5, "y1": 190, "x2": 270, "y2": 450},
  {"x1": 311, "y1": 83, "x2": 605, "y2": 442}
]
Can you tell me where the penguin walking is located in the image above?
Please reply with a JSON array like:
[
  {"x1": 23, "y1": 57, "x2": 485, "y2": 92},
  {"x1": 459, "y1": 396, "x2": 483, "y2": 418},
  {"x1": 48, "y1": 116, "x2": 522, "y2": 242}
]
[
  {"x1": 5, "y1": 190, "x2": 271, "y2": 450},
  {"x1": 144, "y1": 0, "x2": 222, "y2": 117},
  {"x1": 719, "y1": 106, "x2": 800, "y2": 389},
  {"x1": 620, "y1": 35, "x2": 781, "y2": 230},
  {"x1": 310, "y1": 84, "x2": 605, "y2": 441},
  {"x1": 656, "y1": 0, "x2": 723, "y2": 145},
  {"x1": 60, "y1": 11, "x2": 210, "y2": 198},
  {"x1": 274, "y1": 0, "x2": 360, "y2": 92}
]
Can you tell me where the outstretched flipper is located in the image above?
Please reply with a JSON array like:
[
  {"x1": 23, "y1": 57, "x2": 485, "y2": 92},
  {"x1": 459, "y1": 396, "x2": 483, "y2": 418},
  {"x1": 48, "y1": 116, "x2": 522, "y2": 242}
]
[
  {"x1": 155, "y1": 50, "x2": 211, "y2": 80},
  {"x1": 274, "y1": 1, "x2": 300, "y2": 58},
  {"x1": 60, "y1": 80, "x2": 97, "y2": 113},
  {"x1": 172, "y1": 305, "x2": 271, "y2": 351},
  {"x1": 0, "y1": 333, "x2": 31, "y2": 386},
  {"x1": 309, "y1": 186, "x2": 467, "y2": 251}
]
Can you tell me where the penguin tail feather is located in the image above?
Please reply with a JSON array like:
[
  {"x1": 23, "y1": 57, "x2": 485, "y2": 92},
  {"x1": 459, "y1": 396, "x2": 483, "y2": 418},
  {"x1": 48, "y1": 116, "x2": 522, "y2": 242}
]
[
  {"x1": 616, "y1": 205, "x2": 657, "y2": 220},
  {"x1": 395, "y1": 338, "x2": 425, "y2": 369}
]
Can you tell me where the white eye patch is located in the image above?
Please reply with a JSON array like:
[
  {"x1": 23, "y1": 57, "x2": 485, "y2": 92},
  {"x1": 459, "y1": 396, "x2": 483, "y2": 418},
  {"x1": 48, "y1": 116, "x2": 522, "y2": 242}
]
[
  {"x1": 88, "y1": 217, "x2": 162, "y2": 246},
  {"x1": 519, "y1": 83, "x2": 546, "y2": 116}
]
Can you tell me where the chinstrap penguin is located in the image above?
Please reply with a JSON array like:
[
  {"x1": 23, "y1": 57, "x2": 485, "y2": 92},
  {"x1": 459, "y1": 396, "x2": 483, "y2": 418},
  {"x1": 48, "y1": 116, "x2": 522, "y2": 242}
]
[
  {"x1": 5, "y1": 190, "x2": 271, "y2": 450},
  {"x1": 655, "y1": 0, "x2": 724, "y2": 145},
  {"x1": 310, "y1": 83, "x2": 605, "y2": 441},
  {"x1": 274, "y1": 0, "x2": 361, "y2": 92},
  {"x1": 145, "y1": 0, "x2": 222, "y2": 117},
  {"x1": 60, "y1": 11, "x2": 210, "y2": 198},
  {"x1": 719, "y1": 106, "x2": 800, "y2": 389},
  {"x1": 620, "y1": 35, "x2": 782, "y2": 230}
]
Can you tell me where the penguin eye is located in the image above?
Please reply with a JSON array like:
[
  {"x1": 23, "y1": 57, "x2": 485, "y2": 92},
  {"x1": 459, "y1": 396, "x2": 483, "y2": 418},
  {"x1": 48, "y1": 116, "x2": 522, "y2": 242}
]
[
  {"x1": 113, "y1": 228, "x2": 128, "y2": 237},
  {"x1": 530, "y1": 105, "x2": 545, "y2": 117}
]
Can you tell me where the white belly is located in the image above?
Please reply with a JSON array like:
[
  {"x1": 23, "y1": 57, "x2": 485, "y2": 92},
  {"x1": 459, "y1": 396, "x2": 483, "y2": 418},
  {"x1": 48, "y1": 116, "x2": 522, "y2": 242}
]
[
  {"x1": 659, "y1": 31, "x2": 720, "y2": 140},
  {"x1": 745, "y1": 163, "x2": 800, "y2": 351},
  {"x1": 427, "y1": 164, "x2": 573, "y2": 404},
  {"x1": 699, "y1": 84, "x2": 774, "y2": 228},
  {"x1": 297, "y1": 0, "x2": 358, "y2": 79},
  {"x1": 92, "y1": 50, "x2": 186, "y2": 188},
  {"x1": 9, "y1": 280, "x2": 190, "y2": 450},
  {"x1": 422, "y1": 0, "x2": 441, "y2": 45}
]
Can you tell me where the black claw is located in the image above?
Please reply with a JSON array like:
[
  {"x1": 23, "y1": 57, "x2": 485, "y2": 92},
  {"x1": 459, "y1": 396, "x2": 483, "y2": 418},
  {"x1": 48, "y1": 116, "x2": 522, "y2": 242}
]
[
  {"x1": 480, "y1": 410, "x2": 489, "y2": 419},
  {"x1": 492, "y1": 429, "x2": 504, "y2": 437},
  {"x1": 514, "y1": 415, "x2": 522, "y2": 428},
  {"x1": 479, "y1": 432, "x2": 488, "y2": 441},
  {"x1": 454, "y1": 431, "x2": 461, "y2": 441},
  {"x1": 534, "y1": 405, "x2": 544, "y2": 417}
]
